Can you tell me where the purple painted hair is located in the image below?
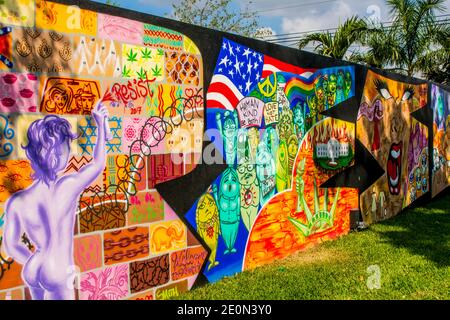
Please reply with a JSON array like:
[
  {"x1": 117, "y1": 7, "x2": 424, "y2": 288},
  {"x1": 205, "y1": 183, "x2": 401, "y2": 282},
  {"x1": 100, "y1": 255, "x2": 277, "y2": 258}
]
[{"x1": 23, "y1": 115, "x2": 78, "y2": 185}]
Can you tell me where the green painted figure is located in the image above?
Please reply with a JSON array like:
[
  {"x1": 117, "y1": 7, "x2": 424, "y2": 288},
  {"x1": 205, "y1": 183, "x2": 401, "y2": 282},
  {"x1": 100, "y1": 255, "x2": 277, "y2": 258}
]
[
  {"x1": 247, "y1": 127, "x2": 260, "y2": 162},
  {"x1": 212, "y1": 167, "x2": 241, "y2": 254},
  {"x1": 277, "y1": 104, "x2": 294, "y2": 144},
  {"x1": 276, "y1": 140, "x2": 289, "y2": 192},
  {"x1": 335, "y1": 70, "x2": 345, "y2": 104},
  {"x1": 263, "y1": 126, "x2": 279, "y2": 162},
  {"x1": 256, "y1": 140, "x2": 276, "y2": 206},
  {"x1": 322, "y1": 75, "x2": 329, "y2": 100},
  {"x1": 326, "y1": 73, "x2": 337, "y2": 108},
  {"x1": 237, "y1": 157, "x2": 260, "y2": 231},
  {"x1": 344, "y1": 71, "x2": 352, "y2": 99},
  {"x1": 216, "y1": 110, "x2": 238, "y2": 166},
  {"x1": 307, "y1": 77, "x2": 326, "y2": 123},
  {"x1": 292, "y1": 102, "x2": 306, "y2": 141},
  {"x1": 237, "y1": 128, "x2": 248, "y2": 165},
  {"x1": 287, "y1": 134, "x2": 299, "y2": 184},
  {"x1": 296, "y1": 158, "x2": 306, "y2": 212},
  {"x1": 196, "y1": 191, "x2": 220, "y2": 270}
]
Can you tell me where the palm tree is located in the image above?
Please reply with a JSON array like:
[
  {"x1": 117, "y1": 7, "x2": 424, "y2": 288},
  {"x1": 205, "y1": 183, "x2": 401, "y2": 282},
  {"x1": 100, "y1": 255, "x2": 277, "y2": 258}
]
[
  {"x1": 418, "y1": 25, "x2": 450, "y2": 84},
  {"x1": 298, "y1": 16, "x2": 370, "y2": 59},
  {"x1": 355, "y1": 0, "x2": 450, "y2": 78}
]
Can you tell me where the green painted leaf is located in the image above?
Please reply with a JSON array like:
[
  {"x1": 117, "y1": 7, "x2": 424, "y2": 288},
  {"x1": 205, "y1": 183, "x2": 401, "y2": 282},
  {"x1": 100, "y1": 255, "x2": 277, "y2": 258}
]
[
  {"x1": 136, "y1": 67, "x2": 147, "y2": 80},
  {"x1": 126, "y1": 49, "x2": 138, "y2": 62},
  {"x1": 122, "y1": 65, "x2": 131, "y2": 78},
  {"x1": 151, "y1": 64, "x2": 162, "y2": 77},
  {"x1": 141, "y1": 48, "x2": 152, "y2": 59}
]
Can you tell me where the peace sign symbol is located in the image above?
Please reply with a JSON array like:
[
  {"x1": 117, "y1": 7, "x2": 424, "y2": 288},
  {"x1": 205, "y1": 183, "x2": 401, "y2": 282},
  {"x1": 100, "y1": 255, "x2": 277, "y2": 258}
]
[{"x1": 258, "y1": 73, "x2": 277, "y2": 98}]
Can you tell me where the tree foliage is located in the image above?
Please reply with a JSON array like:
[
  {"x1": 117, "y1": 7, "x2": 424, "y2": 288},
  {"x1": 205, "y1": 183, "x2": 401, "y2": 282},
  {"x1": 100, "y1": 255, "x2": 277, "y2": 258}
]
[
  {"x1": 169, "y1": 0, "x2": 259, "y2": 37},
  {"x1": 298, "y1": 16, "x2": 370, "y2": 59},
  {"x1": 358, "y1": 0, "x2": 450, "y2": 79},
  {"x1": 298, "y1": 0, "x2": 450, "y2": 84}
]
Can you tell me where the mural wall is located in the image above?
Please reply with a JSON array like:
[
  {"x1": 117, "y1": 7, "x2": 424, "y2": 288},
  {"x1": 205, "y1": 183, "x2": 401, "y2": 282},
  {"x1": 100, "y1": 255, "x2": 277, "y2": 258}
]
[
  {"x1": 0, "y1": 0, "x2": 448, "y2": 300},
  {"x1": 357, "y1": 71, "x2": 429, "y2": 224},
  {"x1": 431, "y1": 84, "x2": 450, "y2": 197},
  {"x1": 0, "y1": 0, "x2": 205, "y2": 300},
  {"x1": 182, "y1": 38, "x2": 358, "y2": 282}
]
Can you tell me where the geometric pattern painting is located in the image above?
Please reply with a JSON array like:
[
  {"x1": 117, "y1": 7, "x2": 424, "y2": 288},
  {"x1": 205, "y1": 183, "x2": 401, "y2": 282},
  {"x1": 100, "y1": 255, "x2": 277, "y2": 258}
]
[{"x1": 0, "y1": 0, "x2": 203, "y2": 300}]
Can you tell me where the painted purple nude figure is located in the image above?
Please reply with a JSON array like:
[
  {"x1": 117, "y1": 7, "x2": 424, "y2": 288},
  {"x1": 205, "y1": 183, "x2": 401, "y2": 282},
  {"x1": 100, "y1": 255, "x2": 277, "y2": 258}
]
[{"x1": 2, "y1": 102, "x2": 111, "y2": 300}]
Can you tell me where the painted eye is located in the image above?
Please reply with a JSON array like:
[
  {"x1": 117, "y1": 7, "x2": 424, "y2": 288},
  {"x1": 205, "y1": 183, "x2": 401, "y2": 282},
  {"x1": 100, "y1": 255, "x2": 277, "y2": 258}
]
[
  {"x1": 374, "y1": 79, "x2": 392, "y2": 100},
  {"x1": 402, "y1": 91, "x2": 411, "y2": 101},
  {"x1": 380, "y1": 88, "x2": 392, "y2": 100},
  {"x1": 402, "y1": 87, "x2": 415, "y2": 101}
]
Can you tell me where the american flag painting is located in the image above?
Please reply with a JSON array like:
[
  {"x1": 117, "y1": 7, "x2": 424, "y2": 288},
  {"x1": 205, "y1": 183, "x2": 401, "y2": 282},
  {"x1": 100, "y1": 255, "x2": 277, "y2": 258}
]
[{"x1": 207, "y1": 38, "x2": 315, "y2": 110}]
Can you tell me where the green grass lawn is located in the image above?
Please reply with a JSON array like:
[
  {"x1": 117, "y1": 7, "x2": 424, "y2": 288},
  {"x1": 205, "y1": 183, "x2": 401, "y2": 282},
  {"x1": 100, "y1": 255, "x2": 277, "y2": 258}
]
[{"x1": 177, "y1": 192, "x2": 450, "y2": 300}]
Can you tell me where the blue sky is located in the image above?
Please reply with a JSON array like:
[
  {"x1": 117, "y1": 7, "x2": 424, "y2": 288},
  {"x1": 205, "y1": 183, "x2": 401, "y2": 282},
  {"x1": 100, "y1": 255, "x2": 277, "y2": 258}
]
[{"x1": 96, "y1": 0, "x2": 450, "y2": 37}]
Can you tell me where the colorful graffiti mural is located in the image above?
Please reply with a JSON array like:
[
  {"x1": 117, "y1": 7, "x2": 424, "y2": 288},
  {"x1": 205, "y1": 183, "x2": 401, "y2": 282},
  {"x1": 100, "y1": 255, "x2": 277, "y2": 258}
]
[
  {"x1": 0, "y1": 0, "x2": 205, "y2": 300},
  {"x1": 357, "y1": 71, "x2": 429, "y2": 224},
  {"x1": 183, "y1": 37, "x2": 357, "y2": 282},
  {"x1": 0, "y1": 0, "x2": 448, "y2": 300},
  {"x1": 431, "y1": 84, "x2": 450, "y2": 197},
  {"x1": 244, "y1": 117, "x2": 358, "y2": 270}
]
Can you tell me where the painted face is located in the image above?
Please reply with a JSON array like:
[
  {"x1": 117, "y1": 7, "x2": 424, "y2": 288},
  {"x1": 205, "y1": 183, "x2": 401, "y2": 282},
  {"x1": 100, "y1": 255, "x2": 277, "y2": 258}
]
[
  {"x1": 322, "y1": 76, "x2": 329, "y2": 93},
  {"x1": 220, "y1": 167, "x2": 240, "y2": 198},
  {"x1": 277, "y1": 141, "x2": 287, "y2": 170},
  {"x1": 415, "y1": 167, "x2": 421, "y2": 187},
  {"x1": 223, "y1": 117, "x2": 237, "y2": 138},
  {"x1": 316, "y1": 86, "x2": 325, "y2": 103},
  {"x1": 48, "y1": 85, "x2": 71, "y2": 112},
  {"x1": 376, "y1": 80, "x2": 413, "y2": 142},
  {"x1": 287, "y1": 135, "x2": 298, "y2": 159},
  {"x1": 197, "y1": 194, "x2": 218, "y2": 222},
  {"x1": 237, "y1": 162, "x2": 257, "y2": 185},
  {"x1": 328, "y1": 74, "x2": 337, "y2": 94}
]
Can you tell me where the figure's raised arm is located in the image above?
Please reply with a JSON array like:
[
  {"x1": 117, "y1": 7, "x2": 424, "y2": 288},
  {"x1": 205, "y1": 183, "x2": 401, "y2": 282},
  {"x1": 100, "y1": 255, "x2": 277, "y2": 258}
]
[{"x1": 60, "y1": 101, "x2": 111, "y2": 195}]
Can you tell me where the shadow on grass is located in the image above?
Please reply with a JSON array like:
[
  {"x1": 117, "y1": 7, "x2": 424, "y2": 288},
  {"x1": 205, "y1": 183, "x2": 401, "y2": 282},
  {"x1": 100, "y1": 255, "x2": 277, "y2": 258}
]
[{"x1": 375, "y1": 189, "x2": 450, "y2": 267}]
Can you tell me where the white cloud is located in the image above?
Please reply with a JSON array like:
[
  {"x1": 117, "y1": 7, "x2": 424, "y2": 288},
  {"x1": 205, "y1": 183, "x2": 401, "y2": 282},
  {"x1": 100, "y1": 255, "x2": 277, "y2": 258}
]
[
  {"x1": 278, "y1": 0, "x2": 450, "y2": 34},
  {"x1": 281, "y1": 1, "x2": 356, "y2": 34}
]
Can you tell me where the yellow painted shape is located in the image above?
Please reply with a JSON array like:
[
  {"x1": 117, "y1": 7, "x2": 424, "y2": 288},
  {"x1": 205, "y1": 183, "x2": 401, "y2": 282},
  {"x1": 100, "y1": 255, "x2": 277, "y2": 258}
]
[
  {"x1": 0, "y1": 0, "x2": 35, "y2": 27},
  {"x1": 36, "y1": 0, "x2": 97, "y2": 35}
]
